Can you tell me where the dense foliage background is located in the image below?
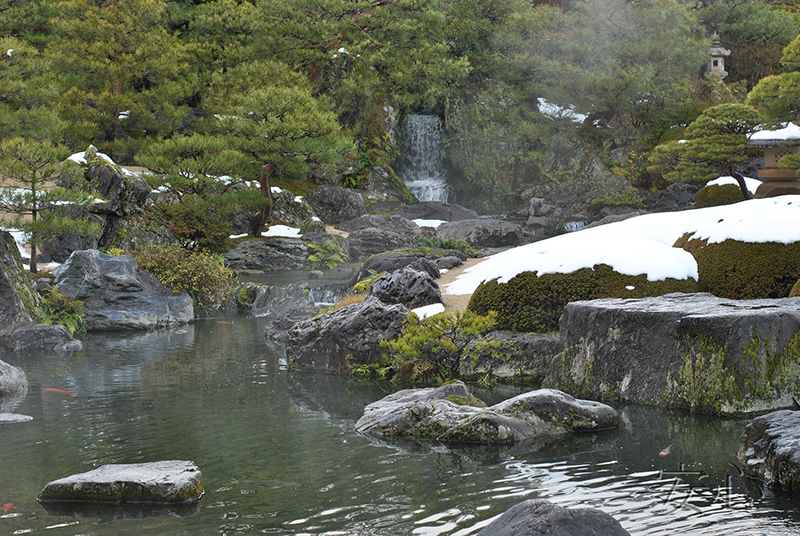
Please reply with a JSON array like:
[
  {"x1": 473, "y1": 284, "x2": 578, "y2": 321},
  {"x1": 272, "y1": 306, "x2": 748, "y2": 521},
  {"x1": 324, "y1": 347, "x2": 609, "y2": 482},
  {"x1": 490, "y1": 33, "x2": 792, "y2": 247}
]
[{"x1": 2, "y1": 0, "x2": 800, "y2": 210}]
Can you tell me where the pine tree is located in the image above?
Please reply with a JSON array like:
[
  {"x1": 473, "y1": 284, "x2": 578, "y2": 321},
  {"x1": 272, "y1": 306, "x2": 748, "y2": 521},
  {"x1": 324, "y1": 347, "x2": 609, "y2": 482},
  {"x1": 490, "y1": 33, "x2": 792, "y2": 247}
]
[{"x1": 0, "y1": 137, "x2": 101, "y2": 272}]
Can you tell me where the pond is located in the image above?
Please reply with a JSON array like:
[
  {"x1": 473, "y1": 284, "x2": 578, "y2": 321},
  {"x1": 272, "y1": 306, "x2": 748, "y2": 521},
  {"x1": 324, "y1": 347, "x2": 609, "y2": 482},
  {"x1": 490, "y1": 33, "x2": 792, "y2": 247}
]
[{"x1": 1, "y1": 315, "x2": 800, "y2": 535}]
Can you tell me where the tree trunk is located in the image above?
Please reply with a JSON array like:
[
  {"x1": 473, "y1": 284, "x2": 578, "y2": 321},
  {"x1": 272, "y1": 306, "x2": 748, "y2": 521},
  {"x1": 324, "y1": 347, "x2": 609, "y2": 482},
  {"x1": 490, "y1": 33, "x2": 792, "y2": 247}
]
[{"x1": 249, "y1": 164, "x2": 275, "y2": 238}]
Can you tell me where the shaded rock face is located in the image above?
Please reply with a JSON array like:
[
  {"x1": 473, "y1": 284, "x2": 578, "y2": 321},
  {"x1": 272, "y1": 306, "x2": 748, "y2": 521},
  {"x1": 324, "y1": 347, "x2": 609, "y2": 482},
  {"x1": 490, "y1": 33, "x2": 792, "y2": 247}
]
[
  {"x1": 98, "y1": 217, "x2": 180, "y2": 252},
  {"x1": 38, "y1": 460, "x2": 204, "y2": 504},
  {"x1": 0, "y1": 231, "x2": 38, "y2": 339},
  {"x1": 355, "y1": 381, "x2": 619, "y2": 444},
  {"x1": 345, "y1": 228, "x2": 417, "y2": 261},
  {"x1": 435, "y1": 219, "x2": 522, "y2": 248},
  {"x1": 0, "y1": 360, "x2": 28, "y2": 397},
  {"x1": 738, "y1": 410, "x2": 800, "y2": 490},
  {"x1": 395, "y1": 201, "x2": 478, "y2": 221},
  {"x1": 368, "y1": 265, "x2": 442, "y2": 309},
  {"x1": 361, "y1": 166, "x2": 416, "y2": 206},
  {"x1": 53, "y1": 250, "x2": 193, "y2": 331},
  {"x1": 7, "y1": 324, "x2": 82, "y2": 353},
  {"x1": 304, "y1": 186, "x2": 366, "y2": 224},
  {"x1": 476, "y1": 499, "x2": 630, "y2": 536},
  {"x1": 271, "y1": 188, "x2": 316, "y2": 227},
  {"x1": 335, "y1": 214, "x2": 422, "y2": 240},
  {"x1": 642, "y1": 182, "x2": 699, "y2": 212},
  {"x1": 223, "y1": 239, "x2": 308, "y2": 272},
  {"x1": 286, "y1": 296, "x2": 409, "y2": 372},
  {"x1": 462, "y1": 332, "x2": 563, "y2": 383},
  {"x1": 546, "y1": 293, "x2": 800, "y2": 415},
  {"x1": 77, "y1": 147, "x2": 151, "y2": 217},
  {"x1": 37, "y1": 209, "x2": 105, "y2": 263}
]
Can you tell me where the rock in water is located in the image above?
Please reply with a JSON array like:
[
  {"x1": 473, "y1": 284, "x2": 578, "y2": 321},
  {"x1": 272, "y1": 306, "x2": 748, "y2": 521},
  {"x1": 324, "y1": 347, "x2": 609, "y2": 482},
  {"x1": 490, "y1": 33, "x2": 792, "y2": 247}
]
[
  {"x1": 0, "y1": 359, "x2": 27, "y2": 396},
  {"x1": 38, "y1": 461, "x2": 204, "y2": 504},
  {"x1": 53, "y1": 250, "x2": 193, "y2": 331},
  {"x1": 738, "y1": 410, "x2": 800, "y2": 490},
  {"x1": 476, "y1": 499, "x2": 630, "y2": 536},
  {"x1": 355, "y1": 381, "x2": 618, "y2": 444}
]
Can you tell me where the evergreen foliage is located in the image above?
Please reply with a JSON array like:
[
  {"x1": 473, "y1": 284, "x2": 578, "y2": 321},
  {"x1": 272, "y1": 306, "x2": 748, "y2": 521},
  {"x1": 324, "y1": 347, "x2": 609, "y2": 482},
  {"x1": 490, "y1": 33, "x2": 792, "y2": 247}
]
[
  {"x1": 131, "y1": 244, "x2": 236, "y2": 314},
  {"x1": 0, "y1": 137, "x2": 102, "y2": 272},
  {"x1": 380, "y1": 310, "x2": 502, "y2": 384}
]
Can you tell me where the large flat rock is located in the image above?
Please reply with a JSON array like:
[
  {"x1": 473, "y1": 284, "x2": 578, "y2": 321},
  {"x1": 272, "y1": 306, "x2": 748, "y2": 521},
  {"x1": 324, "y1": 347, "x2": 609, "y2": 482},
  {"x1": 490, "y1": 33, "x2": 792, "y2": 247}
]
[
  {"x1": 38, "y1": 460, "x2": 204, "y2": 504},
  {"x1": 545, "y1": 293, "x2": 800, "y2": 414}
]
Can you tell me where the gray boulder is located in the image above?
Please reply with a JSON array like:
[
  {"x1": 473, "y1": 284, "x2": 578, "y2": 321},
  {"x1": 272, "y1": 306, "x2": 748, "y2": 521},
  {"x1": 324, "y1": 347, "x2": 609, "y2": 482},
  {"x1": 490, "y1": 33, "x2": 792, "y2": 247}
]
[
  {"x1": 73, "y1": 146, "x2": 151, "y2": 217},
  {"x1": 271, "y1": 188, "x2": 316, "y2": 227},
  {"x1": 368, "y1": 265, "x2": 442, "y2": 309},
  {"x1": 0, "y1": 231, "x2": 38, "y2": 339},
  {"x1": 395, "y1": 201, "x2": 478, "y2": 221},
  {"x1": 349, "y1": 252, "x2": 441, "y2": 287},
  {"x1": 38, "y1": 209, "x2": 105, "y2": 263},
  {"x1": 738, "y1": 410, "x2": 800, "y2": 490},
  {"x1": 355, "y1": 381, "x2": 619, "y2": 444},
  {"x1": 336, "y1": 214, "x2": 422, "y2": 240},
  {"x1": 642, "y1": 182, "x2": 698, "y2": 212},
  {"x1": 7, "y1": 324, "x2": 82, "y2": 353},
  {"x1": 476, "y1": 499, "x2": 630, "y2": 536},
  {"x1": 223, "y1": 239, "x2": 308, "y2": 272},
  {"x1": 361, "y1": 166, "x2": 416, "y2": 207},
  {"x1": 546, "y1": 293, "x2": 800, "y2": 415},
  {"x1": 345, "y1": 227, "x2": 417, "y2": 261},
  {"x1": 304, "y1": 186, "x2": 366, "y2": 225},
  {"x1": 435, "y1": 219, "x2": 522, "y2": 248},
  {"x1": 0, "y1": 359, "x2": 27, "y2": 397},
  {"x1": 462, "y1": 332, "x2": 563, "y2": 383},
  {"x1": 53, "y1": 250, "x2": 193, "y2": 331},
  {"x1": 286, "y1": 296, "x2": 409, "y2": 372},
  {"x1": 38, "y1": 460, "x2": 204, "y2": 504}
]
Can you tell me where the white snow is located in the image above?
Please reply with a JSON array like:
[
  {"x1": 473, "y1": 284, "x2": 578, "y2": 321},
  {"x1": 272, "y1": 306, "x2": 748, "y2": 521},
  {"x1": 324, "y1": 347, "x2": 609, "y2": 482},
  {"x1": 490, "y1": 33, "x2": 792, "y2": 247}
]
[
  {"x1": 537, "y1": 98, "x2": 587, "y2": 123},
  {"x1": 749, "y1": 122, "x2": 800, "y2": 142},
  {"x1": 67, "y1": 146, "x2": 138, "y2": 178},
  {"x1": 707, "y1": 175, "x2": 761, "y2": 195},
  {"x1": 445, "y1": 196, "x2": 800, "y2": 295},
  {"x1": 412, "y1": 302, "x2": 446, "y2": 319},
  {"x1": 412, "y1": 219, "x2": 446, "y2": 229},
  {"x1": 229, "y1": 225, "x2": 302, "y2": 240}
]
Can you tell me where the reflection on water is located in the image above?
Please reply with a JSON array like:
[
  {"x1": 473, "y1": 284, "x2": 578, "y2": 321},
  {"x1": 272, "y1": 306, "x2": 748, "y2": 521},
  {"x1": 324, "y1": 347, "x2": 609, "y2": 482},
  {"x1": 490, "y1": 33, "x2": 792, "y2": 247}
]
[{"x1": 0, "y1": 317, "x2": 799, "y2": 535}]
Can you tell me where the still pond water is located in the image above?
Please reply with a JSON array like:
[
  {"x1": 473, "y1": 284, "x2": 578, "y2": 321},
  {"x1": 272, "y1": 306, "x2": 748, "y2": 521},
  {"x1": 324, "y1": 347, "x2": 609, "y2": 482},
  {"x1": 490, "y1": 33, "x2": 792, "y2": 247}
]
[{"x1": 2, "y1": 315, "x2": 800, "y2": 535}]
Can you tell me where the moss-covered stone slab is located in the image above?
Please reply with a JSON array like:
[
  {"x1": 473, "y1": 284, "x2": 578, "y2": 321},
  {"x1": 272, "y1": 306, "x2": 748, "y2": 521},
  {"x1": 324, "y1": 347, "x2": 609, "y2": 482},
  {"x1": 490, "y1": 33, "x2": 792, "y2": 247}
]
[
  {"x1": 355, "y1": 381, "x2": 618, "y2": 444},
  {"x1": 546, "y1": 293, "x2": 800, "y2": 415},
  {"x1": 738, "y1": 410, "x2": 800, "y2": 491},
  {"x1": 37, "y1": 461, "x2": 203, "y2": 504}
]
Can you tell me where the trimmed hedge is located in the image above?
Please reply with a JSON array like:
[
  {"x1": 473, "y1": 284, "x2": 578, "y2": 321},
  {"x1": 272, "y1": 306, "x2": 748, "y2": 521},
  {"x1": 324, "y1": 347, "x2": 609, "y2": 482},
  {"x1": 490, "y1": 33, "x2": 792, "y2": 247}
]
[
  {"x1": 694, "y1": 184, "x2": 744, "y2": 208},
  {"x1": 467, "y1": 264, "x2": 698, "y2": 333},
  {"x1": 676, "y1": 236, "x2": 800, "y2": 299}
]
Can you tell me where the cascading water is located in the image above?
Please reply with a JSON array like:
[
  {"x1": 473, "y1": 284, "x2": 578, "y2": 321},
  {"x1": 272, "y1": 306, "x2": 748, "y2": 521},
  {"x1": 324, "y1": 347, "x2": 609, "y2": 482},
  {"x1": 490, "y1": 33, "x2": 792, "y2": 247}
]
[{"x1": 398, "y1": 114, "x2": 449, "y2": 202}]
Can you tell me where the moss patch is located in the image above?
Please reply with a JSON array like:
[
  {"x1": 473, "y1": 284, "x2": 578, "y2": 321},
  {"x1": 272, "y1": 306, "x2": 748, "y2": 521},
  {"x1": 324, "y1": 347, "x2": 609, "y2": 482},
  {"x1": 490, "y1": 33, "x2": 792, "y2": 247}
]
[
  {"x1": 694, "y1": 183, "x2": 744, "y2": 208},
  {"x1": 468, "y1": 264, "x2": 698, "y2": 333},
  {"x1": 676, "y1": 236, "x2": 800, "y2": 299}
]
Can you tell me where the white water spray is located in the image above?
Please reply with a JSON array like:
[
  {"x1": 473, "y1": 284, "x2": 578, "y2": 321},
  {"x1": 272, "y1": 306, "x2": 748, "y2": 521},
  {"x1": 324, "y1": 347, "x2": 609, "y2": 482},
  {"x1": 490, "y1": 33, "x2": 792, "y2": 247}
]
[{"x1": 398, "y1": 114, "x2": 449, "y2": 202}]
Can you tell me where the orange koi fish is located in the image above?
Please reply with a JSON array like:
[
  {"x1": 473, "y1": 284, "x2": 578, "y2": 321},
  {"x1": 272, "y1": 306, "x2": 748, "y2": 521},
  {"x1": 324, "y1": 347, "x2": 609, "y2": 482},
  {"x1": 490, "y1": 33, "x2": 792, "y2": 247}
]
[
  {"x1": 2, "y1": 503, "x2": 15, "y2": 512},
  {"x1": 659, "y1": 445, "x2": 672, "y2": 457},
  {"x1": 42, "y1": 388, "x2": 76, "y2": 396},
  {"x1": 217, "y1": 321, "x2": 234, "y2": 325}
]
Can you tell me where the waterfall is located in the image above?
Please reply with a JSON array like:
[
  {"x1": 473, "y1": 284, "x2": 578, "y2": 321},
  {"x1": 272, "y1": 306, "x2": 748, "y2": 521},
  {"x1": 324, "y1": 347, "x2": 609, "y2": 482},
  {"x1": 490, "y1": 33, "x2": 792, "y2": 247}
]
[{"x1": 398, "y1": 114, "x2": 449, "y2": 202}]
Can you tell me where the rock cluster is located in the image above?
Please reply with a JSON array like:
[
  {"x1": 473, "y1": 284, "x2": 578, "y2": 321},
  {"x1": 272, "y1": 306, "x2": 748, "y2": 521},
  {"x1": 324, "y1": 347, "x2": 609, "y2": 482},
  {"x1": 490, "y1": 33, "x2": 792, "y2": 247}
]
[
  {"x1": 355, "y1": 381, "x2": 618, "y2": 444},
  {"x1": 738, "y1": 410, "x2": 800, "y2": 490}
]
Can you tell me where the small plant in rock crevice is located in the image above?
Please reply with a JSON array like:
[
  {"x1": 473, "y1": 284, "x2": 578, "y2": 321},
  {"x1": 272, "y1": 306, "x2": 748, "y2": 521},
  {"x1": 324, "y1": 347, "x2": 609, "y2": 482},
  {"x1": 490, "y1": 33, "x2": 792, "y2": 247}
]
[{"x1": 37, "y1": 288, "x2": 86, "y2": 335}]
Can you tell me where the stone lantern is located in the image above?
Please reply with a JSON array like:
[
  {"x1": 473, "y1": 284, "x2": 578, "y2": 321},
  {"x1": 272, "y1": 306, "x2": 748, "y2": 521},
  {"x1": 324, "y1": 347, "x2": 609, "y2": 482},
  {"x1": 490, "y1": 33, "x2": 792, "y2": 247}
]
[
  {"x1": 746, "y1": 123, "x2": 800, "y2": 198},
  {"x1": 707, "y1": 32, "x2": 730, "y2": 80}
]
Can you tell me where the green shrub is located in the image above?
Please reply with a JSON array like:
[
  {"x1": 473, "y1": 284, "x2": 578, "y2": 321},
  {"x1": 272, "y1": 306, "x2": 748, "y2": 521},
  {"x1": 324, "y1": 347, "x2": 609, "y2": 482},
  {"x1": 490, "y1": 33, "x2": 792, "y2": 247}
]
[
  {"x1": 353, "y1": 270, "x2": 382, "y2": 294},
  {"x1": 677, "y1": 236, "x2": 800, "y2": 299},
  {"x1": 306, "y1": 240, "x2": 349, "y2": 270},
  {"x1": 412, "y1": 235, "x2": 476, "y2": 256},
  {"x1": 38, "y1": 288, "x2": 86, "y2": 336},
  {"x1": 468, "y1": 264, "x2": 698, "y2": 333},
  {"x1": 132, "y1": 245, "x2": 236, "y2": 314},
  {"x1": 380, "y1": 310, "x2": 503, "y2": 385},
  {"x1": 694, "y1": 184, "x2": 744, "y2": 208}
]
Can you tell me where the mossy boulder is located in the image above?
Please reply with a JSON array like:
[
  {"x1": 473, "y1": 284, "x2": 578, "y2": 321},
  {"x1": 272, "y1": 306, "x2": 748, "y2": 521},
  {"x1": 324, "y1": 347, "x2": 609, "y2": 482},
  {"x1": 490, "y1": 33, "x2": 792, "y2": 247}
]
[
  {"x1": 468, "y1": 264, "x2": 698, "y2": 333},
  {"x1": 0, "y1": 230, "x2": 39, "y2": 339},
  {"x1": 694, "y1": 183, "x2": 744, "y2": 208},
  {"x1": 676, "y1": 236, "x2": 800, "y2": 299}
]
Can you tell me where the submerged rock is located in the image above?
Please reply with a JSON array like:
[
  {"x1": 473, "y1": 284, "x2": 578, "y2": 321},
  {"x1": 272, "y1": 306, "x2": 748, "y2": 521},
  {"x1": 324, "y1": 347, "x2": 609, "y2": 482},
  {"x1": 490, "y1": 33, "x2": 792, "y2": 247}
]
[
  {"x1": 737, "y1": 410, "x2": 800, "y2": 490},
  {"x1": 53, "y1": 250, "x2": 193, "y2": 331},
  {"x1": 355, "y1": 381, "x2": 618, "y2": 444},
  {"x1": 546, "y1": 293, "x2": 800, "y2": 415},
  {"x1": 38, "y1": 460, "x2": 204, "y2": 504},
  {"x1": 0, "y1": 413, "x2": 33, "y2": 424},
  {"x1": 7, "y1": 324, "x2": 82, "y2": 353},
  {"x1": 476, "y1": 499, "x2": 630, "y2": 536}
]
